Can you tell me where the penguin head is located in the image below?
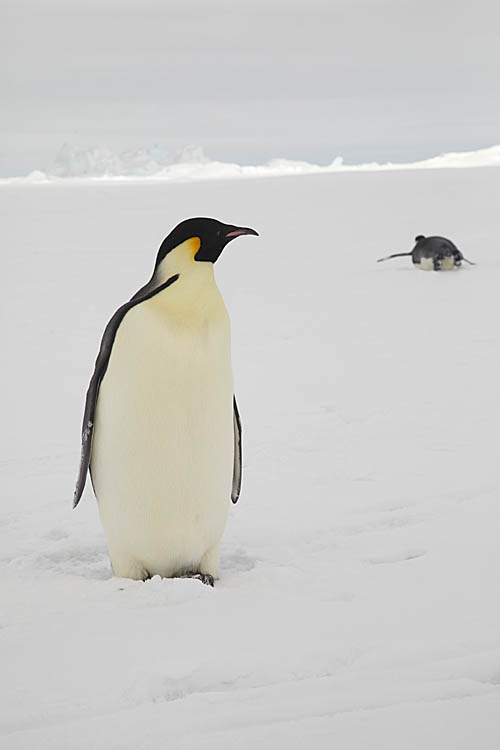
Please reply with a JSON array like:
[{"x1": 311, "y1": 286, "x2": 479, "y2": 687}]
[{"x1": 155, "y1": 217, "x2": 258, "y2": 270}]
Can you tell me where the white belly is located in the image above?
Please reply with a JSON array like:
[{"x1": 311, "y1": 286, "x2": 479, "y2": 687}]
[
  {"x1": 90, "y1": 279, "x2": 234, "y2": 579},
  {"x1": 416, "y1": 257, "x2": 456, "y2": 271}
]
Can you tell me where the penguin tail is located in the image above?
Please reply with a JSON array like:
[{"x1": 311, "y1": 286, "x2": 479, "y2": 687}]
[{"x1": 376, "y1": 252, "x2": 412, "y2": 263}]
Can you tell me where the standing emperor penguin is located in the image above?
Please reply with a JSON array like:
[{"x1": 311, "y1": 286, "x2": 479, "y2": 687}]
[{"x1": 73, "y1": 218, "x2": 258, "y2": 585}]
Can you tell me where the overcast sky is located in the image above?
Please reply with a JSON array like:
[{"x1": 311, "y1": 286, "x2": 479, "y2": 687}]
[{"x1": 2, "y1": 0, "x2": 499, "y2": 175}]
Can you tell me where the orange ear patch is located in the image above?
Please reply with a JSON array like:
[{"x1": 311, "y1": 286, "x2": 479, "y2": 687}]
[{"x1": 187, "y1": 236, "x2": 201, "y2": 259}]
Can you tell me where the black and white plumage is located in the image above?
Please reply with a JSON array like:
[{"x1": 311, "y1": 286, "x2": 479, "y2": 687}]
[
  {"x1": 74, "y1": 218, "x2": 258, "y2": 583},
  {"x1": 377, "y1": 235, "x2": 476, "y2": 270}
]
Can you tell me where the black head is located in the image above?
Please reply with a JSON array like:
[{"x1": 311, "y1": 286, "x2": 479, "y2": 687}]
[{"x1": 155, "y1": 217, "x2": 258, "y2": 270}]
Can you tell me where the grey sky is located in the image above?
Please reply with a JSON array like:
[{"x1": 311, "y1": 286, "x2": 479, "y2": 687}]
[{"x1": 2, "y1": 0, "x2": 499, "y2": 175}]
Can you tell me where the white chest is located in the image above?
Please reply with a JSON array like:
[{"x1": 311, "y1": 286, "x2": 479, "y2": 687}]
[{"x1": 91, "y1": 271, "x2": 234, "y2": 578}]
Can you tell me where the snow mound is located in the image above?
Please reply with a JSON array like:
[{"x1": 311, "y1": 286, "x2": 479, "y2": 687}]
[{"x1": 2, "y1": 144, "x2": 500, "y2": 185}]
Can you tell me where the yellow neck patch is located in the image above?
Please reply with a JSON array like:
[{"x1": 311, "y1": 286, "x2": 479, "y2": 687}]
[
  {"x1": 185, "y1": 236, "x2": 201, "y2": 260},
  {"x1": 155, "y1": 236, "x2": 205, "y2": 286}
]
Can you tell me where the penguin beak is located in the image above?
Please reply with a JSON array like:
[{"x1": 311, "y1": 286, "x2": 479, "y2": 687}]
[{"x1": 224, "y1": 226, "x2": 259, "y2": 239}]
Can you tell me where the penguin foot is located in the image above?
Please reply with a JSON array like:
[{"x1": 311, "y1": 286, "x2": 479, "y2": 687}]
[
  {"x1": 181, "y1": 571, "x2": 215, "y2": 587},
  {"x1": 197, "y1": 573, "x2": 215, "y2": 587}
]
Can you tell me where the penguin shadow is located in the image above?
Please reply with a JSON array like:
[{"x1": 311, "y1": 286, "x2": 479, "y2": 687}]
[
  {"x1": 219, "y1": 547, "x2": 256, "y2": 576},
  {"x1": 38, "y1": 531, "x2": 112, "y2": 580},
  {"x1": 38, "y1": 533, "x2": 255, "y2": 583}
]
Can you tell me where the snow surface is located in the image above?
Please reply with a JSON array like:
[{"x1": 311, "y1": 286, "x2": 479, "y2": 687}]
[
  {"x1": 2, "y1": 143, "x2": 500, "y2": 184},
  {"x1": 1, "y1": 165, "x2": 500, "y2": 748}
]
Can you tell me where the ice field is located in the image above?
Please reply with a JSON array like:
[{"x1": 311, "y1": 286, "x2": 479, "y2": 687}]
[{"x1": 1, "y1": 163, "x2": 499, "y2": 748}]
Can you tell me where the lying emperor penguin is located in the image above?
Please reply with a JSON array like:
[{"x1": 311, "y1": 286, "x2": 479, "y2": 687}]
[
  {"x1": 73, "y1": 217, "x2": 259, "y2": 586},
  {"x1": 377, "y1": 235, "x2": 475, "y2": 270}
]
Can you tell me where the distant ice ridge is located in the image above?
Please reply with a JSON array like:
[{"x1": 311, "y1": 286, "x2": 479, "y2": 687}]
[
  {"x1": 5, "y1": 143, "x2": 500, "y2": 184},
  {"x1": 50, "y1": 143, "x2": 209, "y2": 178}
]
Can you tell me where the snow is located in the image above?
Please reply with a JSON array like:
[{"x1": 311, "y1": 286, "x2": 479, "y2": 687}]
[
  {"x1": 2, "y1": 143, "x2": 500, "y2": 184},
  {"x1": 2, "y1": 164, "x2": 500, "y2": 748}
]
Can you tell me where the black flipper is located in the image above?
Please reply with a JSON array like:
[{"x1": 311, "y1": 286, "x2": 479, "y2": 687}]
[
  {"x1": 73, "y1": 273, "x2": 180, "y2": 508},
  {"x1": 231, "y1": 396, "x2": 242, "y2": 504},
  {"x1": 376, "y1": 252, "x2": 413, "y2": 263}
]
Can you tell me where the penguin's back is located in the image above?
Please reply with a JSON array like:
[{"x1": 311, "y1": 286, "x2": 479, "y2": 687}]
[{"x1": 90, "y1": 273, "x2": 234, "y2": 579}]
